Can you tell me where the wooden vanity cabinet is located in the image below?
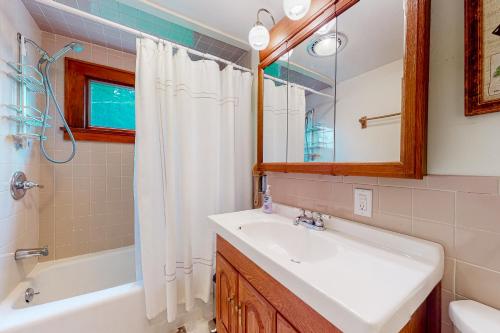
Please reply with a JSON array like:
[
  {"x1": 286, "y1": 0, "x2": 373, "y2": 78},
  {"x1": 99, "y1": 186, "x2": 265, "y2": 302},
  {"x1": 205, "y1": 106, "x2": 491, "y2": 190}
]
[
  {"x1": 216, "y1": 255, "x2": 238, "y2": 333},
  {"x1": 216, "y1": 235, "x2": 440, "y2": 333},
  {"x1": 239, "y1": 276, "x2": 277, "y2": 333},
  {"x1": 277, "y1": 315, "x2": 298, "y2": 333}
]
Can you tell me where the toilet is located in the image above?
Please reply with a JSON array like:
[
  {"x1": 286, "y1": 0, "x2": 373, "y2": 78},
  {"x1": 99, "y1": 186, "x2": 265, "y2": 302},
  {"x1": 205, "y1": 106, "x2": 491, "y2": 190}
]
[{"x1": 449, "y1": 300, "x2": 500, "y2": 333}]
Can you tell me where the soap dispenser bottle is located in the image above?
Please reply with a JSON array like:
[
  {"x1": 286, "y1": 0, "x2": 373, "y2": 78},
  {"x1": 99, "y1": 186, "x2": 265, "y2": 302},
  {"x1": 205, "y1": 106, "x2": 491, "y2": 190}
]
[{"x1": 263, "y1": 185, "x2": 273, "y2": 214}]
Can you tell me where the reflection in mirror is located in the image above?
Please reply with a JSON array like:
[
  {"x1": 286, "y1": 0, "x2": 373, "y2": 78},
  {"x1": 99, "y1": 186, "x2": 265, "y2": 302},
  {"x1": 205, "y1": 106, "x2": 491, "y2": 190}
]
[
  {"x1": 287, "y1": 18, "x2": 337, "y2": 162},
  {"x1": 335, "y1": 0, "x2": 405, "y2": 162},
  {"x1": 262, "y1": 16, "x2": 338, "y2": 163},
  {"x1": 262, "y1": 45, "x2": 290, "y2": 163}
]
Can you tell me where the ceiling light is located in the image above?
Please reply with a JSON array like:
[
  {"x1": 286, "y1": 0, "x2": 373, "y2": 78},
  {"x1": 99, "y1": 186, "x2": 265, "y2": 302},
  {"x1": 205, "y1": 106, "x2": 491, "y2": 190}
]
[
  {"x1": 279, "y1": 49, "x2": 293, "y2": 61},
  {"x1": 315, "y1": 18, "x2": 336, "y2": 35},
  {"x1": 307, "y1": 33, "x2": 347, "y2": 57},
  {"x1": 249, "y1": 8, "x2": 276, "y2": 51},
  {"x1": 283, "y1": 0, "x2": 311, "y2": 21}
]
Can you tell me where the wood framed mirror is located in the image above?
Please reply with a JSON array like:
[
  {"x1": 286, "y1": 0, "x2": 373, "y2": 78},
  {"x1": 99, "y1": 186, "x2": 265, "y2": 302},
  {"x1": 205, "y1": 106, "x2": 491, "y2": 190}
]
[{"x1": 257, "y1": 0, "x2": 431, "y2": 178}]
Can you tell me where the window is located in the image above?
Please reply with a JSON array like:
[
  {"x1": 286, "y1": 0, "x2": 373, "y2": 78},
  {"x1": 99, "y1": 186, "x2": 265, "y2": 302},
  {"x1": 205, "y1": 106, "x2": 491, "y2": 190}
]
[
  {"x1": 89, "y1": 81, "x2": 135, "y2": 130},
  {"x1": 64, "y1": 58, "x2": 135, "y2": 143}
]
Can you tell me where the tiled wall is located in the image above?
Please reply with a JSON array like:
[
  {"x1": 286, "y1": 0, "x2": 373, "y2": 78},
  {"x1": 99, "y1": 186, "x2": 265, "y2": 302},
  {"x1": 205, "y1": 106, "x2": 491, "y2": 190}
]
[
  {"x1": 0, "y1": 1, "x2": 41, "y2": 300},
  {"x1": 38, "y1": 32, "x2": 135, "y2": 261},
  {"x1": 267, "y1": 172, "x2": 500, "y2": 333}
]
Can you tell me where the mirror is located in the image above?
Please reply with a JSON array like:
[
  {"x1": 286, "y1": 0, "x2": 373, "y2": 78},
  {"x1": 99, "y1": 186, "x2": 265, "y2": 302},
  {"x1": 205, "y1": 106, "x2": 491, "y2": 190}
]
[
  {"x1": 334, "y1": 0, "x2": 405, "y2": 162},
  {"x1": 287, "y1": 22, "x2": 336, "y2": 163},
  {"x1": 262, "y1": 44, "x2": 290, "y2": 163},
  {"x1": 263, "y1": 22, "x2": 337, "y2": 163},
  {"x1": 258, "y1": 0, "x2": 430, "y2": 178}
]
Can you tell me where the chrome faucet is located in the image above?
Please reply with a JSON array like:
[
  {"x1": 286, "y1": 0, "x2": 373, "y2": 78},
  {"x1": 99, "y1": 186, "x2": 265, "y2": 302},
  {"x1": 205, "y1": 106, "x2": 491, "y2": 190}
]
[
  {"x1": 293, "y1": 209, "x2": 329, "y2": 231},
  {"x1": 15, "y1": 246, "x2": 49, "y2": 260}
]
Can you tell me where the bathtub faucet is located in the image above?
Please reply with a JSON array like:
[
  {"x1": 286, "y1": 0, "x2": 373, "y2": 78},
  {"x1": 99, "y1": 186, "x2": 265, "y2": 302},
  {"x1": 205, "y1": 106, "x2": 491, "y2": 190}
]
[{"x1": 15, "y1": 246, "x2": 49, "y2": 260}]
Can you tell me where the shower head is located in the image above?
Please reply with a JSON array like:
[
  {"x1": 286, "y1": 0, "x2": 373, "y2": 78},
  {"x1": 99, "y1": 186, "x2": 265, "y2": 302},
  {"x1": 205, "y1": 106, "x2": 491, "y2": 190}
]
[{"x1": 49, "y1": 42, "x2": 84, "y2": 62}]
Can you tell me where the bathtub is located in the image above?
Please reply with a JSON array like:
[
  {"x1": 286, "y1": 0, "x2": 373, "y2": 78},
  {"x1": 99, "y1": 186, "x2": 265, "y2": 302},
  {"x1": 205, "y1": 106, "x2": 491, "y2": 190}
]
[{"x1": 0, "y1": 246, "x2": 203, "y2": 333}]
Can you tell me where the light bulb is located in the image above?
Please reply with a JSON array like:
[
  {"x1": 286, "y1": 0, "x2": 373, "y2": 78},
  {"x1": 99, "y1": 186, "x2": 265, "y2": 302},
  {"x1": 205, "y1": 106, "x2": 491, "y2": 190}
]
[
  {"x1": 248, "y1": 24, "x2": 270, "y2": 51},
  {"x1": 283, "y1": 0, "x2": 311, "y2": 21}
]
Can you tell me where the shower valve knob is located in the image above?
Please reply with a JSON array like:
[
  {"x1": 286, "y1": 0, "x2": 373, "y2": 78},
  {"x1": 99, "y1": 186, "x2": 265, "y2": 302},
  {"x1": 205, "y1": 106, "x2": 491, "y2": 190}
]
[{"x1": 10, "y1": 171, "x2": 43, "y2": 200}]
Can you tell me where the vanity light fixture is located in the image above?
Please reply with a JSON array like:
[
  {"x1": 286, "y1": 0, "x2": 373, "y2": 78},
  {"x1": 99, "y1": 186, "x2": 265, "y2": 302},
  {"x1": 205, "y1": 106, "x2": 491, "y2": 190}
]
[
  {"x1": 307, "y1": 32, "x2": 347, "y2": 57},
  {"x1": 283, "y1": 0, "x2": 311, "y2": 21},
  {"x1": 248, "y1": 8, "x2": 276, "y2": 51}
]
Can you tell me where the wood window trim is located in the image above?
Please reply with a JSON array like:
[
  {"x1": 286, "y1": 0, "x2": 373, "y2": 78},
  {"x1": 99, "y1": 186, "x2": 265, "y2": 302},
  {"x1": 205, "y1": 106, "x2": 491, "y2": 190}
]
[{"x1": 63, "y1": 58, "x2": 135, "y2": 143}]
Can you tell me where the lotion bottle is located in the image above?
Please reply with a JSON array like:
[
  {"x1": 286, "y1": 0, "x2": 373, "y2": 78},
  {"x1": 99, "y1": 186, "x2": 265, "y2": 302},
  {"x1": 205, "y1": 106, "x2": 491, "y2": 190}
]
[{"x1": 263, "y1": 185, "x2": 273, "y2": 214}]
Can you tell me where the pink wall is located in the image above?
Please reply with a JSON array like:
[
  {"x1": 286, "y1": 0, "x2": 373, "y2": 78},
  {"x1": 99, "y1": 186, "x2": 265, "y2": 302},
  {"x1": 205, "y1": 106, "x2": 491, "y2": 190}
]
[{"x1": 267, "y1": 172, "x2": 500, "y2": 333}]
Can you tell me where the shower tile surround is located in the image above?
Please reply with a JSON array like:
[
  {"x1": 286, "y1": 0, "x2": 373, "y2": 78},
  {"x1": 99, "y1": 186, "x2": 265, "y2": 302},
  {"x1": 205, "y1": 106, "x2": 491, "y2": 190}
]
[
  {"x1": 21, "y1": 0, "x2": 249, "y2": 66},
  {"x1": 38, "y1": 32, "x2": 135, "y2": 261},
  {"x1": 267, "y1": 172, "x2": 500, "y2": 332},
  {"x1": 0, "y1": 1, "x2": 41, "y2": 301}
]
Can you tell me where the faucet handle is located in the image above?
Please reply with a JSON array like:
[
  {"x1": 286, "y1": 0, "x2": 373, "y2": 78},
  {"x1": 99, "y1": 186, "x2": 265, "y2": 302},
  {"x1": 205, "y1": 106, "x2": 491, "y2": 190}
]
[
  {"x1": 297, "y1": 208, "x2": 306, "y2": 216},
  {"x1": 20, "y1": 181, "x2": 44, "y2": 190},
  {"x1": 312, "y1": 212, "x2": 330, "y2": 227},
  {"x1": 10, "y1": 171, "x2": 44, "y2": 200}
]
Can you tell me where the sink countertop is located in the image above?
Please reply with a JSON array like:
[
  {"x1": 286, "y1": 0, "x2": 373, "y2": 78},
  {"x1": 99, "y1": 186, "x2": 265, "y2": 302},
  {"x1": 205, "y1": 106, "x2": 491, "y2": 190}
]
[{"x1": 209, "y1": 204, "x2": 444, "y2": 333}]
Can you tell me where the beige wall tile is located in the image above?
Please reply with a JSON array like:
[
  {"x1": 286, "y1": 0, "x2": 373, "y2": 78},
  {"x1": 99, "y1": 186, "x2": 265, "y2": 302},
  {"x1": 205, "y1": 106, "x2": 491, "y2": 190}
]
[
  {"x1": 379, "y1": 187, "x2": 412, "y2": 216},
  {"x1": 412, "y1": 219, "x2": 454, "y2": 256},
  {"x1": 427, "y1": 175, "x2": 498, "y2": 194},
  {"x1": 37, "y1": 35, "x2": 136, "y2": 260},
  {"x1": 343, "y1": 176, "x2": 378, "y2": 185},
  {"x1": 328, "y1": 182, "x2": 354, "y2": 220},
  {"x1": 456, "y1": 261, "x2": 500, "y2": 309},
  {"x1": 91, "y1": 44, "x2": 108, "y2": 65},
  {"x1": 442, "y1": 289, "x2": 454, "y2": 326},
  {"x1": 456, "y1": 192, "x2": 500, "y2": 233},
  {"x1": 363, "y1": 213, "x2": 413, "y2": 235},
  {"x1": 442, "y1": 258, "x2": 455, "y2": 292},
  {"x1": 378, "y1": 177, "x2": 428, "y2": 188},
  {"x1": 413, "y1": 189, "x2": 455, "y2": 224},
  {"x1": 455, "y1": 227, "x2": 500, "y2": 272}
]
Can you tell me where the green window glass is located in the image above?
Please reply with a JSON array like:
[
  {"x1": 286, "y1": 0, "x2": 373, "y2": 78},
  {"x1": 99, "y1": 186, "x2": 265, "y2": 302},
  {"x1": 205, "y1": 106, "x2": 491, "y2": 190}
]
[{"x1": 89, "y1": 80, "x2": 135, "y2": 130}]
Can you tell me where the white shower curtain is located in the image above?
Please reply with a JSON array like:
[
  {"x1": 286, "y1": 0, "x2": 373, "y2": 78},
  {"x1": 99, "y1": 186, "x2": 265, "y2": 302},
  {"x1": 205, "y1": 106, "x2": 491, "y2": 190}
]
[
  {"x1": 263, "y1": 79, "x2": 305, "y2": 162},
  {"x1": 134, "y1": 38, "x2": 253, "y2": 322},
  {"x1": 287, "y1": 85, "x2": 306, "y2": 162}
]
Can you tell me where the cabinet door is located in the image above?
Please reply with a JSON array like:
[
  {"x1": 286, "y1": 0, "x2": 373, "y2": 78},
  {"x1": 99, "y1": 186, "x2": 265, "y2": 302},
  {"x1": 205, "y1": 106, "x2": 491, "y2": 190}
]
[
  {"x1": 238, "y1": 276, "x2": 276, "y2": 333},
  {"x1": 277, "y1": 314, "x2": 298, "y2": 333},
  {"x1": 216, "y1": 254, "x2": 238, "y2": 333}
]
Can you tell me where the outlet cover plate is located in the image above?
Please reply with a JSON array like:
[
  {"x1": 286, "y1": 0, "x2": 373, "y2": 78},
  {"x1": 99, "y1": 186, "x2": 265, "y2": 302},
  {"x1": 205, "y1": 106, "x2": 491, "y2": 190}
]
[{"x1": 354, "y1": 188, "x2": 373, "y2": 217}]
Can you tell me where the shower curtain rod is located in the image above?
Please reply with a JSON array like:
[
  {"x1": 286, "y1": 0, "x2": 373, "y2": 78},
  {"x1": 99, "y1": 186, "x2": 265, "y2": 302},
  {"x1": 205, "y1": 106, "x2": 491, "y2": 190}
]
[
  {"x1": 263, "y1": 74, "x2": 335, "y2": 100},
  {"x1": 33, "y1": 0, "x2": 253, "y2": 74}
]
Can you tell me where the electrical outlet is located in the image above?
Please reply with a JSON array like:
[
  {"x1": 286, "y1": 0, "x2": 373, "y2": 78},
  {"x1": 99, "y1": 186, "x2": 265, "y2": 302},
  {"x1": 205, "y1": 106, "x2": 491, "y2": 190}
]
[{"x1": 354, "y1": 188, "x2": 373, "y2": 217}]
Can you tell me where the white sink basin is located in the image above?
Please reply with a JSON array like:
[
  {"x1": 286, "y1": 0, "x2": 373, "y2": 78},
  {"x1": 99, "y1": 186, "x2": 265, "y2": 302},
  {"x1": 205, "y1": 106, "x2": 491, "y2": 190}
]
[
  {"x1": 209, "y1": 204, "x2": 444, "y2": 333},
  {"x1": 239, "y1": 222, "x2": 337, "y2": 263}
]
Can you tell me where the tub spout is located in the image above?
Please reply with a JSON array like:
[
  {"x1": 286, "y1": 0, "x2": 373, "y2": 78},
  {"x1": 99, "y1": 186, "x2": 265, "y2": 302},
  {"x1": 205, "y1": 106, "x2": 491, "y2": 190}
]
[{"x1": 15, "y1": 246, "x2": 49, "y2": 260}]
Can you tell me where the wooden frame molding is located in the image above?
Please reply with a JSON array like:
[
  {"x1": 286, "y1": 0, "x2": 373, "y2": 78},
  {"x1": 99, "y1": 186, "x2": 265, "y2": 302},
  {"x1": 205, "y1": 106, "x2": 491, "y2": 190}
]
[
  {"x1": 64, "y1": 58, "x2": 135, "y2": 143},
  {"x1": 465, "y1": 0, "x2": 500, "y2": 116},
  {"x1": 257, "y1": 0, "x2": 431, "y2": 179}
]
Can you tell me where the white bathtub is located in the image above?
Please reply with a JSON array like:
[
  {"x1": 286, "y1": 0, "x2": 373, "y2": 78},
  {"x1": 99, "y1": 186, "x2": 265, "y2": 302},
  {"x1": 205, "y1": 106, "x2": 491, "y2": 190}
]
[{"x1": 0, "y1": 246, "x2": 208, "y2": 333}]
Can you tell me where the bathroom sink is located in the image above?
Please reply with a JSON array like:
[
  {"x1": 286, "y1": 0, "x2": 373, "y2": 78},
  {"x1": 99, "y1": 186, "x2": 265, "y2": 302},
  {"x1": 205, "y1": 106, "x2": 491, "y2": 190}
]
[
  {"x1": 209, "y1": 205, "x2": 444, "y2": 333},
  {"x1": 239, "y1": 222, "x2": 337, "y2": 263}
]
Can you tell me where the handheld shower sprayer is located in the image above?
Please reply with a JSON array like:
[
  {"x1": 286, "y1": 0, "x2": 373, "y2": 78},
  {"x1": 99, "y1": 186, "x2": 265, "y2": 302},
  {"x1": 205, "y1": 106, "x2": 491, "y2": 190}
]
[
  {"x1": 23, "y1": 37, "x2": 84, "y2": 164},
  {"x1": 49, "y1": 42, "x2": 83, "y2": 62}
]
